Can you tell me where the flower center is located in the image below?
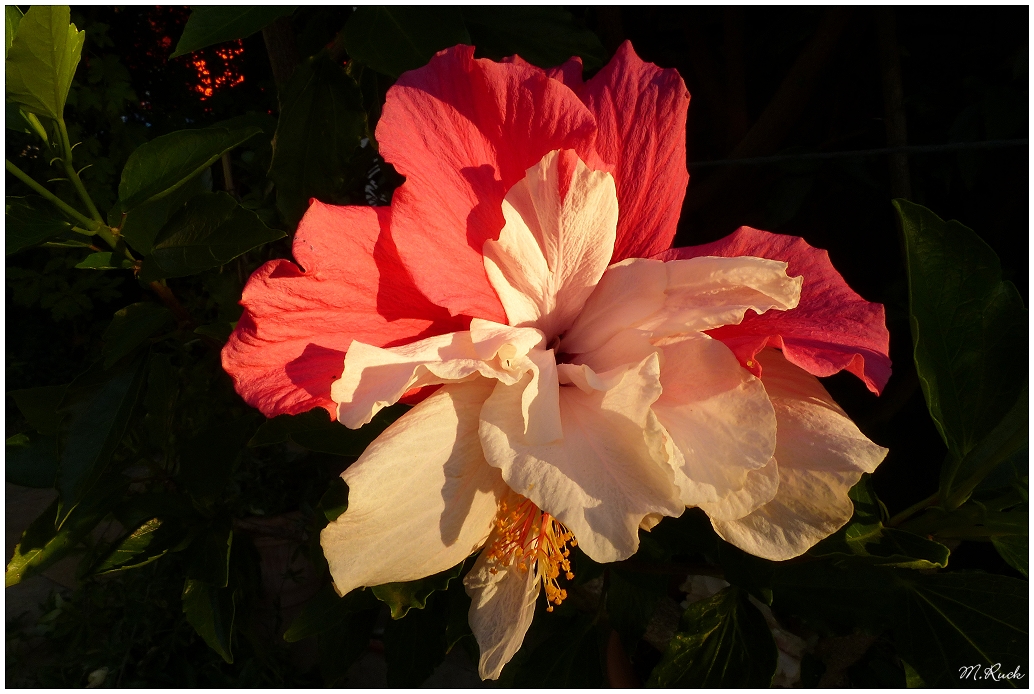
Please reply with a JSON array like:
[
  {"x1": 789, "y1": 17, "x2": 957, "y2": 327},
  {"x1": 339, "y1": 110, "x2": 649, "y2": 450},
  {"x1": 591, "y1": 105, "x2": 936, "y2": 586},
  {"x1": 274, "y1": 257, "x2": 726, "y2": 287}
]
[{"x1": 485, "y1": 497, "x2": 576, "y2": 612}]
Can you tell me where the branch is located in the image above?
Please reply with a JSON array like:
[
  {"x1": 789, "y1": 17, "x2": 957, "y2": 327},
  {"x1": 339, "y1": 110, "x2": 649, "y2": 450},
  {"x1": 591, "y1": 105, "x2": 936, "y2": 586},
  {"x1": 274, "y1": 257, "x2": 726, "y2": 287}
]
[
  {"x1": 56, "y1": 118, "x2": 104, "y2": 223},
  {"x1": 6, "y1": 158, "x2": 100, "y2": 231}
]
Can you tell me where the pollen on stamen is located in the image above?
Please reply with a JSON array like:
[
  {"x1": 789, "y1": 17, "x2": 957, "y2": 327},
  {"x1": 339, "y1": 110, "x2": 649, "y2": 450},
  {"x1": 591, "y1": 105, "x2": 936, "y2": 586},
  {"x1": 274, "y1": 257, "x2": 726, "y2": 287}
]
[{"x1": 485, "y1": 497, "x2": 576, "y2": 612}]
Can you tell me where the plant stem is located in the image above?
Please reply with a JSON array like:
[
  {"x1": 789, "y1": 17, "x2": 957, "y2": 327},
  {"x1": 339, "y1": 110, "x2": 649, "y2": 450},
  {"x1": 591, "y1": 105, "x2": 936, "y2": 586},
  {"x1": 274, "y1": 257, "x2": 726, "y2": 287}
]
[
  {"x1": 56, "y1": 117, "x2": 104, "y2": 223},
  {"x1": 886, "y1": 491, "x2": 939, "y2": 528},
  {"x1": 6, "y1": 158, "x2": 100, "y2": 231},
  {"x1": 148, "y1": 281, "x2": 194, "y2": 328}
]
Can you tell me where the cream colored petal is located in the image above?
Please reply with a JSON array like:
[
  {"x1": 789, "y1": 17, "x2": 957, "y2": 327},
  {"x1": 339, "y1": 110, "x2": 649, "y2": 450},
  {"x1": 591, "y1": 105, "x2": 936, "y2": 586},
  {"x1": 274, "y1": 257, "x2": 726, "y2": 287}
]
[
  {"x1": 562, "y1": 258, "x2": 668, "y2": 354},
  {"x1": 464, "y1": 528, "x2": 540, "y2": 680},
  {"x1": 483, "y1": 150, "x2": 618, "y2": 339},
  {"x1": 752, "y1": 348, "x2": 889, "y2": 474},
  {"x1": 651, "y1": 334, "x2": 778, "y2": 508},
  {"x1": 698, "y1": 457, "x2": 779, "y2": 521},
  {"x1": 332, "y1": 322, "x2": 545, "y2": 428},
  {"x1": 647, "y1": 256, "x2": 802, "y2": 336},
  {"x1": 562, "y1": 255, "x2": 800, "y2": 355},
  {"x1": 480, "y1": 353, "x2": 683, "y2": 563},
  {"x1": 712, "y1": 349, "x2": 889, "y2": 560},
  {"x1": 321, "y1": 380, "x2": 509, "y2": 594},
  {"x1": 572, "y1": 327, "x2": 659, "y2": 375},
  {"x1": 521, "y1": 348, "x2": 562, "y2": 445}
]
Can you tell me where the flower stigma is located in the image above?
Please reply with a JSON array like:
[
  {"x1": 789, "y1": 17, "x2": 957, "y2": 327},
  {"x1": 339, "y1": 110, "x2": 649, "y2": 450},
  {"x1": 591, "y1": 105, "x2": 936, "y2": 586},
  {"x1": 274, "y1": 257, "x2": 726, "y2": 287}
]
[{"x1": 486, "y1": 498, "x2": 577, "y2": 612}]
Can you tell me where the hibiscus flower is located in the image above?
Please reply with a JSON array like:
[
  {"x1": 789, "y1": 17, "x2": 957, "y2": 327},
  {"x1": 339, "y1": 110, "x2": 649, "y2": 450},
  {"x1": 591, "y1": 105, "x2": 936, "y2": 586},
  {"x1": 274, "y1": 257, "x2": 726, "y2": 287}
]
[{"x1": 222, "y1": 42, "x2": 891, "y2": 679}]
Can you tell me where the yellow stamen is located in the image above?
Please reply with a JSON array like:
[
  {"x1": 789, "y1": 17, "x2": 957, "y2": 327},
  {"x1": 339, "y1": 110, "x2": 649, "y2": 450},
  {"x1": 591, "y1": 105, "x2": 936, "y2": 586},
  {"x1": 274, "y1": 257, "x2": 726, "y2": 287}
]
[{"x1": 485, "y1": 497, "x2": 576, "y2": 610}]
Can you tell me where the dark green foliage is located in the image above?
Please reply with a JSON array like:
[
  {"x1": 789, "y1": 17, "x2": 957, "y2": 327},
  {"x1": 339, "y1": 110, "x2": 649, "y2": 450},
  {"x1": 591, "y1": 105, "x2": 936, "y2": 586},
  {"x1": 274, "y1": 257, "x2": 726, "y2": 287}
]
[
  {"x1": 171, "y1": 7, "x2": 296, "y2": 58},
  {"x1": 5, "y1": 6, "x2": 1027, "y2": 690},
  {"x1": 342, "y1": 7, "x2": 470, "y2": 78},
  {"x1": 648, "y1": 587, "x2": 777, "y2": 687},
  {"x1": 267, "y1": 52, "x2": 368, "y2": 225},
  {"x1": 5, "y1": 196, "x2": 73, "y2": 255}
]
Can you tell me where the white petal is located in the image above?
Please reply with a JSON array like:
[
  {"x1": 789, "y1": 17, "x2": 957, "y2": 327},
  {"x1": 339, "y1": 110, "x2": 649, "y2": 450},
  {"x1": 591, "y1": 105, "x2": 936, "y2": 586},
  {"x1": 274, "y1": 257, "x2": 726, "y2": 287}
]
[
  {"x1": 331, "y1": 322, "x2": 545, "y2": 428},
  {"x1": 650, "y1": 334, "x2": 777, "y2": 508},
  {"x1": 562, "y1": 258, "x2": 668, "y2": 354},
  {"x1": 464, "y1": 525, "x2": 540, "y2": 680},
  {"x1": 698, "y1": 457, "x2": 780, "y2": 521},
  {"x1": 480, "y1": 353, "x2": 683, "y2": 563},
  {"x1": 646, "y1": 256, "x2": 802, "y2": 336},
  {"x1": 562, "y1": 256, "x2": 802, "y2": 356},
  {"x1": 321, "y1": 380, "x2": 508, "y2": 594},
  {"x1": 712, "y1": 349, "x2": 889, "y2": 560},
  {"x1": 483, "y1": 150, "x2": 618, "y2": 339}
]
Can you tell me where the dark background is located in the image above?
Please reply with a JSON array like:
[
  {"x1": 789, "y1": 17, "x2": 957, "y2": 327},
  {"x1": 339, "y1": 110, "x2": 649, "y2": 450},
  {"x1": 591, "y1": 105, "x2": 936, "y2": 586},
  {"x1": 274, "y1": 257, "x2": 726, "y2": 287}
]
[{"x1": 6, "y1": 5, "x2": 1028, "y2": 686}]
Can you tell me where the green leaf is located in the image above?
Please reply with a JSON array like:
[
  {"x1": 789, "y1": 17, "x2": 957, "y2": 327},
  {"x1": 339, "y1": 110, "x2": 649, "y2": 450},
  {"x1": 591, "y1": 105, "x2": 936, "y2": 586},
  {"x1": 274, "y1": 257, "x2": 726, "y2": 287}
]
[
  {"x1": 56, "y1": 354, "x2": 148, "y2": 520},
  {"x1": 810, "y1": 476, "x2": 951, "y2": 569},
  {"x1": 317, "y1": 607, "x2": 381, "y2": 686},
  {"x1": 284, "y1": 584, "x2": 378, "y2": 642},
  {"x1": 170, "y1": 6, "x2": 295, "y2": 59},
  {"x1": 891, "y1": 571, "x2": 1028, "y2": 688},
  {"x1": 117, "y1": 171, "x2": 209, "y2": 255},
  {"x1": 992, "y1": 535, "x2": 1028, "y2": 577},
  {"x1": 182, "y1": 578, "x2": 236, "y2": 664},
  {"x1": 373, "y1": 560, "x2": 465, "y2": 620},
  {"x1": 607, "y1": 568, "x2": 668, "y2": 653},
  {"x1": 4, "y1": 5, "x2": 85, "y2": 120},
  {"x1": 511, "y1": 612, "x2": 603, "y2": 687},
  {"x1": 647, "y1": 586, "x2": 777, "y2": 687},
  {"x1": 341, "y1": 7, "x2": 470, "y2": 78},
  {"x1": 117, "y1": 125, "x2": 262, "y2": 211},
  {"x1": 138, "y1": 192, "x2": 284, "y2": 281},
  {"x1": 383, "y1": 590, "x2": 450, "y2": 687},
  {"x1": 102, "y1": 303, "x2": 173, "y2": 369},
  {"x1": 6, "y1": 196, "x2": 74, "y2": 255},
  {"x1": 74, "y1": 252, "x2": 135, "y2": 270},
  {"x1": 5, "y1": 5, "x2": 23, "y2": 59},
  {"x1": 268, "y1": 53, "x2": 367, "y2": 225},
  {"x1": 6, "y1": 101, "x2": 33, "y2": 133},
  {"x1": 944, "y1": 387, "x2": 1028, "y2": 509},
  {"x1": 462, "y1": 7, "x2": 607, "y2": 71},
  {"x1": 6, "y1": 475, "x2": 125, "y2": 586},
  {"x1": 178, "y1": 417, "x2": 257, "y2": 506},
  {"x1": 186, "y1": 518, "x2": 233, "y2": 588},
  {"x1": 6, "y1": 432, "x2": 58, "y2": 488},
  {"x1": 316, "y1": 477, "x2": 349, "y2": 524},
  {"x1": 9, "y1": 383, "x2": 67, "y2": 435},
  {"x1": 894, "y1": 200, "x2": 1028, "y2": 503},
  {"x1": 91, "y1": 516, "x2": 187, "y2": 574},
  {"x1": 249, "y1": 404, "x2": 406, "y2": 456},
  {"x1": 717, "y1": 541, "x2": 775, "y2": 604}
]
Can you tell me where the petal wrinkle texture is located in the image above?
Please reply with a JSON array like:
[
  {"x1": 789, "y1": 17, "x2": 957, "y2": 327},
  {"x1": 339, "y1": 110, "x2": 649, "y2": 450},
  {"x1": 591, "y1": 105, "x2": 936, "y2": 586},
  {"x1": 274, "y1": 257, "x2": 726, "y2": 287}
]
[
  {"x1": 660, "y1": 227, "x2": 892, "y2": 393},
  {"x1": 578, "y1": 41, "x2": 691, "y2": 262},
  {"x1": 378, "y1": 45, "x2": 598, "y2": 321},
  {"x1": 712, "y1": 350, "x2": 888, "y2": 560},
  {"x1": 322, "y1": 380, "x2": 508, "y2": 594},
  {"x1": 221, "y1": 202, "x2": 465, "y2": 417},
  {"x1": 332, "y1": 319, "x2": 548, "y2": 428},
  {"x1": 563, "y1": 255, "x2": 802, "y2": 356},
  {"x1": 464, "y1": 514, "x2": 541, "y2": 681},
  {"x1": 479, "y1": 353, "x2": 683, "y2": 563},
  {"x1": 650, "y1": 334, "x2": 779, "y2": 512},
  {"x1": 483, "y1": 149, "x2": 618, "y2": 339}
]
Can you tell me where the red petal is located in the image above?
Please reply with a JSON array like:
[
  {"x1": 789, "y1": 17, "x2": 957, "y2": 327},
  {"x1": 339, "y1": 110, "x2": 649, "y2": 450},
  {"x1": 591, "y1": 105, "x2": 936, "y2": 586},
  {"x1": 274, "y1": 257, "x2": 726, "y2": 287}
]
[
  {"x1": 658, "y1": 227, "x2": 892, "y2": 394},
  {"x1": 578, "y1": 42, "x2": 690, "y2": 263},
  {"x1": 222, "y1": 202, "x2": 466, "y2": 417},
  {"x1": 377, "y1": 45, "x2": 598, "y2": 322},
  {"x1": 547, "y1": 56, "x2": 584, "y2": 89}
]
